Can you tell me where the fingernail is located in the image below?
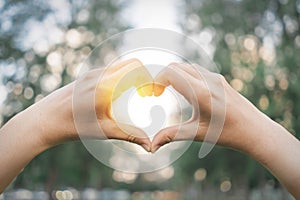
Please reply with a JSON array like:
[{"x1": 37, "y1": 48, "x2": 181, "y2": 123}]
[
  {"x1": 137, "y1": 83, "x2": 153, "y2": 97},
  {"x1": 153, "y1": 84, "x2": 165, "y2": 97},
  {"x1": 151, "y1": 146, "x2": 159, "y2": 153},
  {"x1": 143, "y1": 83, "x2": 154, "y2": 96},
  {"x1": 142, "y1": 144, "x2": 150, "y2": 152},
  {"x1": 137, "y1": 87, "x2": 146, "y2": 97}
]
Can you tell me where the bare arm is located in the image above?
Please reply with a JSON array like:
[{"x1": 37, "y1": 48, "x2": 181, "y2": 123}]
[
  {"x1": 0, "y1": 83, "x2": 76, "y2": 193},
  {"x1": 0, "y1": 59, "x2": 153, "y2": 193},
  {"x1": 152, "y1": 63, "x2": 300, "y2": 198}
]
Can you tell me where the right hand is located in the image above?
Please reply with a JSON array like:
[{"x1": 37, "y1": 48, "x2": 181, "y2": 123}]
[{"x1": 151, "y1": 62, "x2": 266, "y2": 153}]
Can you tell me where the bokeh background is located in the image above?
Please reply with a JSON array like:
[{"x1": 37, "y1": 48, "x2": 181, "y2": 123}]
[{"x1": 0, "y1": 0, "x2": 299, "y2": 199}]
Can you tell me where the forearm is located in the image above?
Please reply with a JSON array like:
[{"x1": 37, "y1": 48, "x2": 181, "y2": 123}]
[
  {"x1": 219, "y1": 87, "x2": 300, "y2": 198},
  {"x1": 0, "y1": 106, "x2": 48, "y2": 193},
  {"x1": 248, "y1": 117, "x2": 300, "y2": 198},
  {"x1": 0, "y1": 84, "x2": 75, "y2": 193},
  {"x1": 232, "y1": 105, "x2": 300, "y2": 198}
]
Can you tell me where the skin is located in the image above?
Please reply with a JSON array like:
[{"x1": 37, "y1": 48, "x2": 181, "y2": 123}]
[
  {"x1": 0, "y1": 60, "x2": 299, "y2": 198},
  {"x1": 152, "y1": 63, "x2": 300, "y2": 198},
  {"x1": 0, "y1": 59, "x2": 153, "y2": 192}
]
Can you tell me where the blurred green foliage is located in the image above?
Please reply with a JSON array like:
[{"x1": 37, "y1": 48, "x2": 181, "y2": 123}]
[{"x1": 0, "y1": 0, "x2": 299, "y2": 197}]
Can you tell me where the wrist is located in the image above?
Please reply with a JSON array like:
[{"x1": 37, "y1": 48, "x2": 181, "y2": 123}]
[
  {"x1": 34, "y1": 83, "x2": 78, "y2": 149},
  {"x1": 234, "y1": 110, "x2": 275, "y2": 156},
  {"x1": 219, "y1": 85, "x2": 272, "y2": 154},
  {"x1": 223, "y1": 89, "x2": 280, "y2": 161},
  {"x1": 239, "y1": 112, "x2": 300, "y2": 197}
]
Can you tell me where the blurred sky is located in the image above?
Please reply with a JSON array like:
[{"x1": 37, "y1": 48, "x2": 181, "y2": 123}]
[{"x1": 122, "y1": 0, "x2": 182, "y2": 31}]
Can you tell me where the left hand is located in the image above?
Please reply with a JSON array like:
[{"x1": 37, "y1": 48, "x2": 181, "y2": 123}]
[{"x1": 38, "y1": 59, "x2": 153, "y2": 151}]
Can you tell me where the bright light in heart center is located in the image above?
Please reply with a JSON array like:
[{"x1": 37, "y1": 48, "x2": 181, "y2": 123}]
[
  {"x1": 128, "y1": 88, "x2": 177, "y2": 128},
  {"x1": 111, "y1": 87, "x2": 179, "y2": 138}
]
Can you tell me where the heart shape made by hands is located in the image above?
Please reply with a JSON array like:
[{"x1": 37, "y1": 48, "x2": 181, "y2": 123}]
[
  {"x1": 112, "y1": 82, "x2": 182, "y2": 138},
  {"x1": 108, "y1": 62, "x2": 190, "y2": 152}
]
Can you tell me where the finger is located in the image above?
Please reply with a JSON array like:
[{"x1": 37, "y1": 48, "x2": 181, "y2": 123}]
[
  {"x1": 169, "y1": 62, "x2": 202, "y2": 79},
  {"x1": 154, "y1": 65, "x2": 197, "y2": 104},
  {"x1": 153, "y1": 83, "x2": 165, "y2": 97},
  {"x1": 106, "y1": 58, "x2": 143, "y2": 73},
  {"x1": 137, "y1": 83, "x2": 153, "y2": 97},
  {"x1": 112, "y1": 61, "x2": 153, "y2": 98},
  {"x1": 175, "y1": 63, "x2": 212, "y2": 103},
  {"x1": 97, "y1": 60, "x2": 143, "y2": 101},
  {"x1": 101, "y1": 120, "x2": 152, "y2": 152},
  {"x1": 139, "y1": 82, "x2": 168, "y2": 97},
  {"x1": 114, "y1": 59, "x2": 152, "y2": 84},
  {"x1": 151, "y1": 121, "x2": 198, "y2": 153},
  {"x1": 191, "y1": 63, "x2": 211, "y2": 73},
  {"x1": 170, "y1": 63, "x2": 215, "y2": 80}
]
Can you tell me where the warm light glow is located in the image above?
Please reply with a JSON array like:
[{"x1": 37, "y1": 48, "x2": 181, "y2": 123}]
[
  {"x1": 111, "y1": 87, "x2": 179, "y2": 140},
  {"x1": 128, "y1": 88, "x2": 177, "y2": 128},
  {"x1": 110, "y1": 48, "x2": 186, "y2": 140}
]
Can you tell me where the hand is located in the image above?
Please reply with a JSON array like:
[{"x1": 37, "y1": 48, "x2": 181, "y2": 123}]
[
  {"x1": 151, "y1": 62, "x2": 269, "y2": 153},
  {"x1": 0, "y1": 58, "x2": 157, "y2": 192},
  {"x1": 34, "y1": 59, "x2": 154, "y2": 151},
  {"x1": 95, "y1": 58, "x2": 155, "y2": 151},
  {"x1": 151, "y1": 62, "x2": 300, "y2": 199}
]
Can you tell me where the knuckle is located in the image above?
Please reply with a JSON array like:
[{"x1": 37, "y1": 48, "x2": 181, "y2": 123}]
[
  {"x1": 164, "y1": 134, "x2": 173, "y2": 144},
  {"x1": 127, "y1": 134, "x2": 136, "y2": 143}
]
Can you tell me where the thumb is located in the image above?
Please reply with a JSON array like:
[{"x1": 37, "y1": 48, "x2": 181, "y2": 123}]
[
  {"x1": 151, "y1": 121, "x2": 198, "y2": 153},
  {"x1": 101, "y1": 120, "x2": 152, "y2": 152}
]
